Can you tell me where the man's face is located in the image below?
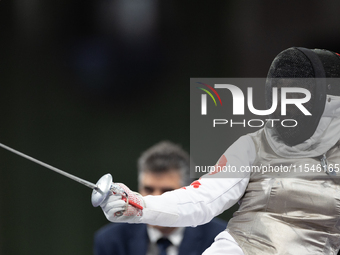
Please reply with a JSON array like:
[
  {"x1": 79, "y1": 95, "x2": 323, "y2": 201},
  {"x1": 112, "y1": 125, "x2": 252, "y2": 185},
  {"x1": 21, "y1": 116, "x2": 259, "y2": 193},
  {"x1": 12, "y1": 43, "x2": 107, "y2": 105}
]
[
  {"x1": 139, "y1": 170, "x2": 182, "y2": 196},
  {"x1": 139, "y1": 169, "x2": 182, "y2": 235}
]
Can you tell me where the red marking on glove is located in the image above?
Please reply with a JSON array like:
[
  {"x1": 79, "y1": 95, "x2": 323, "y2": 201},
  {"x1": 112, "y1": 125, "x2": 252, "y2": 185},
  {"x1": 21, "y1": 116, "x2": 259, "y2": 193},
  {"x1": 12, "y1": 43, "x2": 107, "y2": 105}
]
[
  {"x1": 190, "y1": 180, "x2": 201, "y2": 188},
  {"x1": 122, "y1": 197, "x2": 144, "y2": 210}
]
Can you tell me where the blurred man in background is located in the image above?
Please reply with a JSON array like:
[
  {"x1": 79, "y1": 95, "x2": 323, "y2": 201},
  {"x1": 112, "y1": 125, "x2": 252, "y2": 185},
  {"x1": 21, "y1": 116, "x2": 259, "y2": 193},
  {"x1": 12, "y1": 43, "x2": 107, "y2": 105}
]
[{"x1": 93, "y1": 141, "x2": 227, "y2": 255}]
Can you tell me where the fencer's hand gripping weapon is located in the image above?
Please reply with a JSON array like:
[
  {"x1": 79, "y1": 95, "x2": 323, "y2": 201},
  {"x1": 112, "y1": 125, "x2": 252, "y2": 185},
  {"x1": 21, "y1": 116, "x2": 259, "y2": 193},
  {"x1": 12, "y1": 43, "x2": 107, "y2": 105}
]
[{"x1": 0, "y1": 142, "x2": 143, "y2": 211}]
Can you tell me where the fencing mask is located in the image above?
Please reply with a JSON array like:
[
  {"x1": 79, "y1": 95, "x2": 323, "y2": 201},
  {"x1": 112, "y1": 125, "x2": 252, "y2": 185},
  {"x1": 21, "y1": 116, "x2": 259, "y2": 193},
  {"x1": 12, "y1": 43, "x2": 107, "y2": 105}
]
[{"x1": 265, "y1": 47, "x2": 340, "y2": 146}]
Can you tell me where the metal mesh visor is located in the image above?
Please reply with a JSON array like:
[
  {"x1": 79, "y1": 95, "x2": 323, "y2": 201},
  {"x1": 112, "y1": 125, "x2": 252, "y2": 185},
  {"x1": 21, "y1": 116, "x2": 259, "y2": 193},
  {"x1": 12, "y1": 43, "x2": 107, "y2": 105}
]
[{"x1": 265, "y1": 48, "x2": 321, "y2": 146}]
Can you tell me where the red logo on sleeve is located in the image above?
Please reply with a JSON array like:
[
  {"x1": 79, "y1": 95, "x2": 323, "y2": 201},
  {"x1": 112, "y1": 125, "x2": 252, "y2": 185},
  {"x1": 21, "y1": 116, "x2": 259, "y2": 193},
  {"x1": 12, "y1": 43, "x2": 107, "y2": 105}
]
[
  {"x1": 209, "y1": 155, "x2": 227, "y2": 175},
  {"x1": 190, "y1": 180, "x2": 201, "y2": 188}
]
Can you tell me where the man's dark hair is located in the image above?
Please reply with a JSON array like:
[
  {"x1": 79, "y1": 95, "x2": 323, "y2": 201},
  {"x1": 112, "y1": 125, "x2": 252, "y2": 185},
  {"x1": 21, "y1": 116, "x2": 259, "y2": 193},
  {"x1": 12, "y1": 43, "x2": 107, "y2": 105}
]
[{"x1": 137, "y1": 141, "x2": 191, "y2": 186}]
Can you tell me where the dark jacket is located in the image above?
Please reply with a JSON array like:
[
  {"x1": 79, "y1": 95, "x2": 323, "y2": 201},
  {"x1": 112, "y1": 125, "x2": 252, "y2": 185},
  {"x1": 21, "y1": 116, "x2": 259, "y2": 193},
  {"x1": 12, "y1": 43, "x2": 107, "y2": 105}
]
[{"x1": 94, "y1": 218, "x2": 227, "y2": 255}]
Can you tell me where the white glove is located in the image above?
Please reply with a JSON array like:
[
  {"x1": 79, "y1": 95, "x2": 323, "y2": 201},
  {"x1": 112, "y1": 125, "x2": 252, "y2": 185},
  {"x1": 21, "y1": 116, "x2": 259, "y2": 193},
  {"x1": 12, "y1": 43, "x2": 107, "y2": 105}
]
[{"x1": 100, "y1": 183, "x2": 145, "y2": 223}]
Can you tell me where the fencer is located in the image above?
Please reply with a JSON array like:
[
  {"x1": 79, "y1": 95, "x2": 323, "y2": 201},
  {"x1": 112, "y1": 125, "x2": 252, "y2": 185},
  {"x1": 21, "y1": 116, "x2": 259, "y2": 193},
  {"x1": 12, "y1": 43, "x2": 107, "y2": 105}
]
[{"x1": 99, "y1": 47, "x2": 340, "y2": 255}]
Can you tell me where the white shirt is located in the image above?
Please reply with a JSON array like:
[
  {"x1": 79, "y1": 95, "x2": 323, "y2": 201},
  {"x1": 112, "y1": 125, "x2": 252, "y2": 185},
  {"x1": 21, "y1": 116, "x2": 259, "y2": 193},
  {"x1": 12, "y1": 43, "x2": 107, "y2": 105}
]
[{"x1": 146, "y1": 226, "x2": 184, "y2": 255}]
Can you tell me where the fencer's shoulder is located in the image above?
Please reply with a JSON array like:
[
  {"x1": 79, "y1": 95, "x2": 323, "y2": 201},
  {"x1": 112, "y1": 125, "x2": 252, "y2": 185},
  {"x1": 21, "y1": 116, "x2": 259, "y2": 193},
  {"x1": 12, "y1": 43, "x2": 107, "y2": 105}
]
[
  {"x1": 224, "y1": 132, "x2": 258, "y2": 164},
  {"x1": 246, "y1": 128, "x2": 264, "y2": 139},
  {"x1": 241, "y1": 128, "x2": 265, "y2": 147},
  {"x1": 229, "y1": 131, "x2": 259, "y2": 150}
]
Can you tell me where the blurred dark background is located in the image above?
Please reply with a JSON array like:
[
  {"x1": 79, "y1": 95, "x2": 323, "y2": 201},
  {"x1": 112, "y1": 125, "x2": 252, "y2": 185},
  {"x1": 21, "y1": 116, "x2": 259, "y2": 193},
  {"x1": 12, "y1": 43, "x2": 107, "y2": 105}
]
[{"x1": 1, "y1": 1, "x2": 340, "y2": 254}]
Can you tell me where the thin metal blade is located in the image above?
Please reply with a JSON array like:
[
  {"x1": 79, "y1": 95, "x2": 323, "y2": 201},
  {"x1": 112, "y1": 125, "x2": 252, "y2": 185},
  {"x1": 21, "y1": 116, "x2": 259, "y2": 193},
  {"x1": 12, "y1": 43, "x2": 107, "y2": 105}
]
[{"x1": 0, "y1": 142, "x2": 97, "y2": 190}]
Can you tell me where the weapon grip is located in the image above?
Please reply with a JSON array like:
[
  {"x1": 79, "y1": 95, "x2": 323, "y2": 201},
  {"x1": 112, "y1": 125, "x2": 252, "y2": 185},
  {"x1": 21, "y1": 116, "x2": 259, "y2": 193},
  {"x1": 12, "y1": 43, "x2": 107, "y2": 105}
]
[
  {"x1": 110, "y1": 184, "x2": 129, "y2": 216},
  {"x1": 110, "y1": 183, "x2": 144, "y2": 216}
]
